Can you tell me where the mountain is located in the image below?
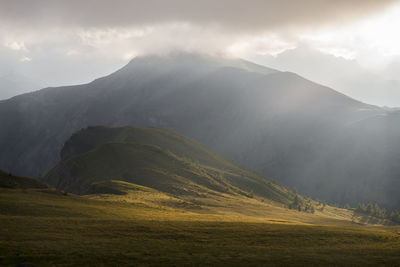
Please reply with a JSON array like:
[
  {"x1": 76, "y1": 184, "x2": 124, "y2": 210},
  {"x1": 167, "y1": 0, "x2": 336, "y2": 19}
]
[
  {"x1": 1, "y1": 52, "x2": 398, "y2": 209},
  {"x1": 44, "y1": 126, "x2": 291, "y2": 204}
]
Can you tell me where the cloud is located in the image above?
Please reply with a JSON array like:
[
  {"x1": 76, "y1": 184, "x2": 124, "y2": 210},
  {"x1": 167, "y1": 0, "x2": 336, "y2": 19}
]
[
  {"x1": 20, "y1": 56, "x2": 31, "y2": 62},
  {"x1": 1, "y1": 0, "x2": 397, "y2": 61},
  {"x1": 1, "y1": 0, "x2": 397, "y2": 59},
  {"x1": 4, "y1": 41, "x2": 27, "y2": 51},
  {"x1": 0, "y1": 0, "x2": 397, "y2": 33}
]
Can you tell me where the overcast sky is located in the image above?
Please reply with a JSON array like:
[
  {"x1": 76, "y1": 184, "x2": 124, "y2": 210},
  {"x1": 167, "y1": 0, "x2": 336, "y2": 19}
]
[{"x1": 1, "y1": 0, "x2": 400, "y2": 106}]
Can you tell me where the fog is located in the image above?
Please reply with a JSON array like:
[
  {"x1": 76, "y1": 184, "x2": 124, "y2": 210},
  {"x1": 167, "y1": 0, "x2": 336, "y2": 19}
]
[{"x1": 249, "y1": 45, "x2": 400, "y2": 107}]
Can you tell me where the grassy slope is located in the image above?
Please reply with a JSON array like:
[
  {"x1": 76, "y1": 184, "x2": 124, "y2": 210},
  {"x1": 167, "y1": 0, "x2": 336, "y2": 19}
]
[
  {"x1": 45, "y1": 126, "x2": 291, "y2": 203},
  {"x1": 46, "y1": 143, "x2": 250, "y2": 197},
  {"x1": 0, "y1": 170, "x2": 48, "y2": 189},
  {"x1": 61, "y1": 126, "x2": 233, "y2": 169},
  {"x1": 1, "y1": 187, "x2": 400, "y2": 266}
]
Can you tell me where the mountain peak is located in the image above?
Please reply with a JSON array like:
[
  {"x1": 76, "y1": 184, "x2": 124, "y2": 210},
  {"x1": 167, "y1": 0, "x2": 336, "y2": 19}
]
[{"x1": 119, "y1": 52, "x2": 278, "y2": 77}]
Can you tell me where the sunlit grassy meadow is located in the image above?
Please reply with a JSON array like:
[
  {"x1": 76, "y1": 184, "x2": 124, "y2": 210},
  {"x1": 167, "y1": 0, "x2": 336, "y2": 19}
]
[{"x1": 1, "y1": 187, "x2": 400, "y2": 266}]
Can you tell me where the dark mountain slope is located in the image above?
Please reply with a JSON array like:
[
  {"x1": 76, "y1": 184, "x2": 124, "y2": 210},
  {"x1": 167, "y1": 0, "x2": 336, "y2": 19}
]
[
  {"x1": 0, "y1": 52, "x2": 395, "y2": 208},
  {"x1": 44, "y1": 126, "x2": 291, "y2": 204}
]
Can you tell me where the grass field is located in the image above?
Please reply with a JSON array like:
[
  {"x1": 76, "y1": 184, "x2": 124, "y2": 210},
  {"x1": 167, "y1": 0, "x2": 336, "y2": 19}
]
[{"x1": 1, "y1": 187, "x2": 400, "y2": 266}]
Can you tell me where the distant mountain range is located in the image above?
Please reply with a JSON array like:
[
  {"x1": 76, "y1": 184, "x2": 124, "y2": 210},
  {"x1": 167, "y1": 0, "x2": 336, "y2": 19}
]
[{"x1": 1, "y1": 52, "x2": 399, "y2": 209}]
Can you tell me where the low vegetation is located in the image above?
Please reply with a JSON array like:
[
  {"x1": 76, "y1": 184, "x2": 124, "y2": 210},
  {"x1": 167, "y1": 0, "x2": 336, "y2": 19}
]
[{"x1": 1, "y1": 188, "x2": 400, "y2": 266}]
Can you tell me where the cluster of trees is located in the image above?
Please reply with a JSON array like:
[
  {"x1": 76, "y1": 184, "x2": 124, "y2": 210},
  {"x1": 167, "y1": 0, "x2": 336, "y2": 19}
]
[
  {"x1": 355, "y1": 203, "x2": 387, "y2": 218},
  {"x1": 288, "y1": 194, "x2": 315, "y2": 213},
  {"x1": 355, "y1": 203, "x2": 400, "y2": 224},
  {"x1": 287, "y1": 189, "x2": 400, "y2": 224}
]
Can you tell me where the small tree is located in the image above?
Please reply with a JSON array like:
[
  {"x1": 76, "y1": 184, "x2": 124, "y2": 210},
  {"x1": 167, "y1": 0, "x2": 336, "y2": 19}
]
[
  {"x1": 373, "y1": 203, "x2": 380, "y2": 217},
  {"x1": 366, "y1": 203, "x2": 374, "y2": 215},
  {"x1": 289, "y1": 194, "x2": 302, "y2": 211},
  {"x1": 391, "y1": 210, "x2": 400, "y2": 223},
  {"x1": 248, "y1": 190, "x2": 254, "y2": 198},
  {"x1": 320, "y1": 201, "x2": 326, "y2": 211},
  {"x1": 356, "y1": 203, "x2": 366, "y2": 213},
  {"x1": 380, "y1": 208, "x2": 387, "y2": 219}
]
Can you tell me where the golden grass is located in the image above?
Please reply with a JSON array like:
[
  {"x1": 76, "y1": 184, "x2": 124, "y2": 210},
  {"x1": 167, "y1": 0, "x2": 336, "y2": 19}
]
[{"x1": 1, "y1": 187, "x2": 400, "y2": 266}]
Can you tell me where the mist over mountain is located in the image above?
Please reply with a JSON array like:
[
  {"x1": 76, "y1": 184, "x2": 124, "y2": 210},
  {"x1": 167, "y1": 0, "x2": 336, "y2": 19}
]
[
  {"x1": 249, "y1": 46, "x2": 400, "y2": 107},
  {"x1": 1, "y1": 52, "x2": 399, "y2": 209},
  {"x1": 0, "y1": 71, "x2": 44, "y2": 100}
]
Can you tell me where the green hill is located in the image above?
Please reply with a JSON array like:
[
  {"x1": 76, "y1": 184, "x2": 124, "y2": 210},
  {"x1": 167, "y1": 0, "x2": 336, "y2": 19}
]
[
  {"x1": 0, "y1": 170, "x2": 48, "y2": 189},
  {"x1": 44, "y1": 126, "x2": 291, "y2": 204}
]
